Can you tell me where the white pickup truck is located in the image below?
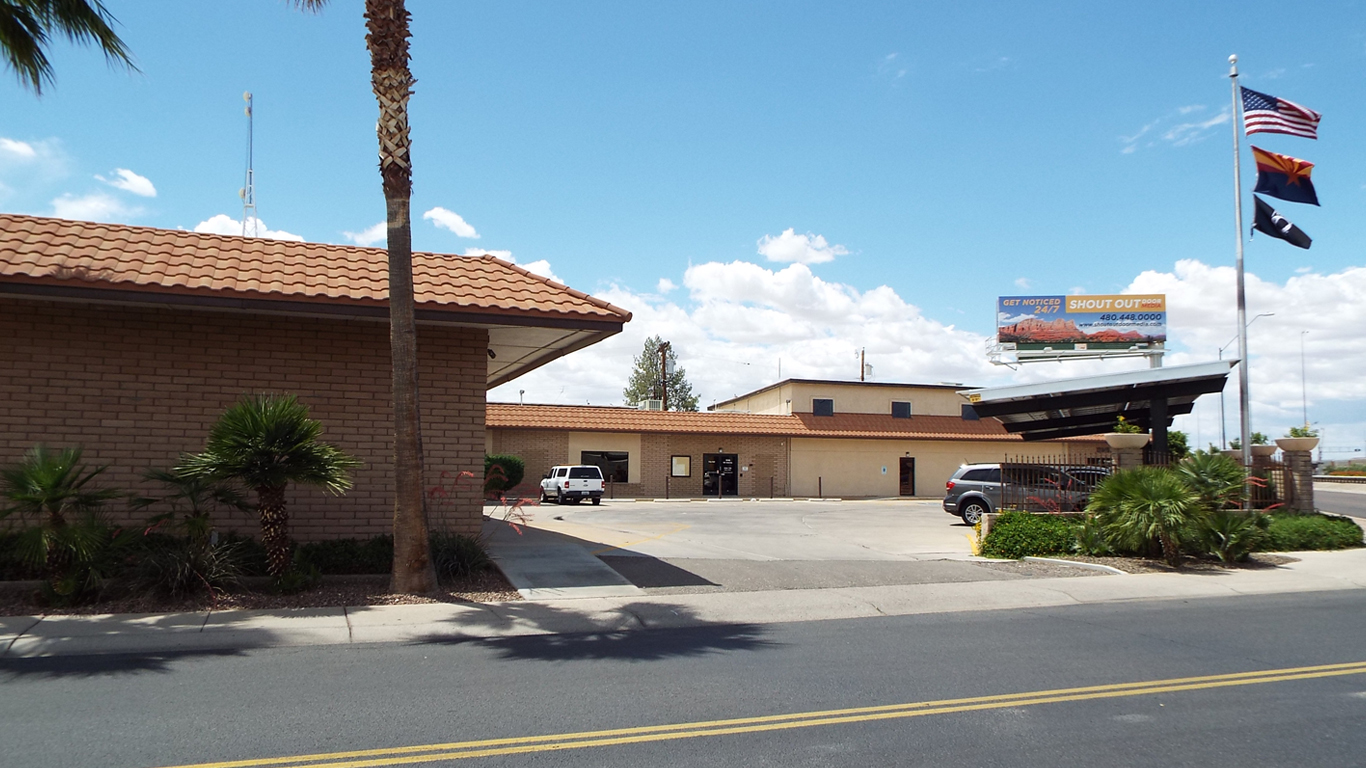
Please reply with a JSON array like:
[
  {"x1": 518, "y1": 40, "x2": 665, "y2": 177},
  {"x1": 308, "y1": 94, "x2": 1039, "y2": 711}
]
[{"x1": 539, "y1": 465, "x2": 605, "y2": 505}]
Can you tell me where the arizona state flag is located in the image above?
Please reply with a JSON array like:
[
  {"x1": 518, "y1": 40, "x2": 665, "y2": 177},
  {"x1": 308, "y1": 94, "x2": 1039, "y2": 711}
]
[
  {"x1": 1252, "y1": 146, "x2": 1319, "y2": 206},
  {"x1": 1252, "y1": 195, "x2": 1311, "y2": 249}
]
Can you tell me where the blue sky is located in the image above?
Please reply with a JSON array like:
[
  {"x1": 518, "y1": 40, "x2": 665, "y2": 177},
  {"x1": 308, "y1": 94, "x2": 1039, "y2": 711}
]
[{"x1": 4, "y1": 1, "x2": 1366, "y2": 454}]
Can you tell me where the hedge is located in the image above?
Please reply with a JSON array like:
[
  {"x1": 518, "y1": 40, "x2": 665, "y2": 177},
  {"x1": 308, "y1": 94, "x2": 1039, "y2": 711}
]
[{"x1": 980, "y1": 512, "x2": 1079, "y2": 559}]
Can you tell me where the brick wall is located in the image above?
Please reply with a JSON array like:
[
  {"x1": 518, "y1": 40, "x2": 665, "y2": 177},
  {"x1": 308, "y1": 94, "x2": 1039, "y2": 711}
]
[{"x1": 0, "y1": 297, "x2": 487, "y2": 541}]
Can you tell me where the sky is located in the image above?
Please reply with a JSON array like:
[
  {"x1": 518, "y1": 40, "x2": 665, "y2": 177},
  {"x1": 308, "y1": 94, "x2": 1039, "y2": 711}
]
[{"x1": 3, "y1": 1, "x2": 1366, "y2": 456}]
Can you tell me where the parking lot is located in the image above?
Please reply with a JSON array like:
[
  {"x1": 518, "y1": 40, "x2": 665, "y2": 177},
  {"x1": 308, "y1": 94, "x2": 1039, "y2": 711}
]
[{"x1": 485, "y1": 498, "x2": 1101, "y2": 597}]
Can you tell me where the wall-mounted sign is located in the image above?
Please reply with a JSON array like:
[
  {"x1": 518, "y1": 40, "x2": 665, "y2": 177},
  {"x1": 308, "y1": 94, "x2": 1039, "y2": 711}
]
[{"x1": 997, "y1": 294, "x2": 1166, "y2": 351}]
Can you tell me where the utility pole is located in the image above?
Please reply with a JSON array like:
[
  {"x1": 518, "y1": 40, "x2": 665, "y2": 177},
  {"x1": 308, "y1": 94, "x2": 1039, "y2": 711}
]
[{"x1": 659, "y1": 341, "x2": 671, "y2": 411}]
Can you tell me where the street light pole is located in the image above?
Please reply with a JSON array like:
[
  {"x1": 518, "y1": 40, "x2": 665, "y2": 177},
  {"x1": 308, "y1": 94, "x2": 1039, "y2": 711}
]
[{"x1": 1218, "y1": 312, "x2": 1273, "y2": 450}]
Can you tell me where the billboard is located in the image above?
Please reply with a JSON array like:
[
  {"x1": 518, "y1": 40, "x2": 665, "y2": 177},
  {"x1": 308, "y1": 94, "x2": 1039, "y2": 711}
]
[{"x1": 997, "y1": 294, "x2": 1166, "y2": 351}]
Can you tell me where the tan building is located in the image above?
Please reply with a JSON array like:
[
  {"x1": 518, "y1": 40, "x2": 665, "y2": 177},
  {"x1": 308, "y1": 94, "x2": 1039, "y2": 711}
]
[
  {"x1": 0, "y1": 214, "x2": 630, "y2": 540},
  {"x1": 487, "y1": 379, "x2": 1106, "y2": 499}
]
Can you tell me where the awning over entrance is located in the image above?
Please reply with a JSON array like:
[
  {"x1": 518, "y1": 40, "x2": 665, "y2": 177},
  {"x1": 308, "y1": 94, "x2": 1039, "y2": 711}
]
[{"x1": 959, "y1": 361, "x2": 1235, "y2": 446}]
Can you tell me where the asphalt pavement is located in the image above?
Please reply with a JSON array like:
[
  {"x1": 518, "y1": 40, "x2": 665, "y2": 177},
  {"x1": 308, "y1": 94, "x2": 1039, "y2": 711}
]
[
  {"x1": 1315, "y1": 482, "x2": 1366, "y2": 519},
  {"x1": 4, "y1": 590, "x2": 1365, "y2": 768}
]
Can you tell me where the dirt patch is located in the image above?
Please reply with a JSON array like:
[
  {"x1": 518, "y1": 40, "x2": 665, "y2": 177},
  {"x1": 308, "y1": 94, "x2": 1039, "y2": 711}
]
[
  {"x1": 0, "y1": 570, "x2": 520, "y2": 617},
  {"x1": 971, "y1": 559, "x2": 1106, "y2": 578},
  {"x1": 1059, "y1": 553, "x2": 1299, "y2": 574}
]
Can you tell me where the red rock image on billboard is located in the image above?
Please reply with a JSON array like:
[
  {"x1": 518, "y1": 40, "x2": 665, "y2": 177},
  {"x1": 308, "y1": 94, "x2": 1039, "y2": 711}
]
[{"x1": 996, "y1": 295, "x2": 1166, "y2": 350}]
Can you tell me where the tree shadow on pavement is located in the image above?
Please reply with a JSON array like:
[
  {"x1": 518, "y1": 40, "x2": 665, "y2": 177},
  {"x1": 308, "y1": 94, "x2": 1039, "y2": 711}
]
[
  {"x1": 413, "y1": 600, "x2": 778, "y2": 662},
  {"x1": 0, "y1": 647, "x2": 245, "y2": 679}
]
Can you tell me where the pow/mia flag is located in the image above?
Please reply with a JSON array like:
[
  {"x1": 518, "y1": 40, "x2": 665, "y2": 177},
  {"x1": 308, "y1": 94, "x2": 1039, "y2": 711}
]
[{"x1": 1252, "y1": 195, "x2": 1312, "y2": 250}]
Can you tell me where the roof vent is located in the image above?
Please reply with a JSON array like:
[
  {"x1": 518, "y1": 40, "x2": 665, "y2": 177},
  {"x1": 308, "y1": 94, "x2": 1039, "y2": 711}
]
[{"x1": 639, "y1": 399, "x2": 664, "y2": 411}]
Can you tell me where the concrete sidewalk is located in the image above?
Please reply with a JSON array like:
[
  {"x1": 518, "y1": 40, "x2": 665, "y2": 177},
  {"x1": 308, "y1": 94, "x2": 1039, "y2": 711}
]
[{"x1": 5, "y1": 548, "x2": 1366, "y2": 659}]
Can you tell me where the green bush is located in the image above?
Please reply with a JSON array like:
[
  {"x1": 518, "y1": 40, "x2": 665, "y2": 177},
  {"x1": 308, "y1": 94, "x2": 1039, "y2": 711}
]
[
  {"x1": 484, "y1": 454, "x2": 526, "y2": 494},
  {"x1": 1191, "y1": 511, "x2": 1270, "y2": 563},
  {"x1": 130, "y1": 533, "x2": 246, "y2": 599},
  {"x1": 430, "y1": 531, "x2": 493, "y2": 583},
  {"x1": 0, "y1": 531, "x2": 42, "y2": 580},
  {"x1": 296, "y1": 535, "x2": 393, "y2": 575},
  {"x1": 1264, "y1": 514, "x2": 1364, "y2": 551},
  {"x1": 981, "y1": 511, "x2": 1079, "y2": 559}
]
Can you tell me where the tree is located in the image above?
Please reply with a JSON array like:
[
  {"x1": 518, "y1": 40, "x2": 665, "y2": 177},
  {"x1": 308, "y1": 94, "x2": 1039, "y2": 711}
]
[
  {"x1": 623, "y1": 336, "x2": 699, "y2": 411},
  {"x1": 291, "y1": 0, "x2": 435, "y2": 593},
  {"x1": 1, "y1": 0, "x2": 135, "y2": 94},
  {"x1": 178, "y1": 394, "x2": 361, "y2": 579},
  {"x1": 1166, "y1": 429, "x2": 1190, "y2": 460}
]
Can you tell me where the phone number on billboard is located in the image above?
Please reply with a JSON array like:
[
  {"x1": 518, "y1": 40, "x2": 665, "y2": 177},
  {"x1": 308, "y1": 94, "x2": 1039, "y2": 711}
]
[{"x1": 1097, "y1": 313, "x2": 1164, "y2": 322}]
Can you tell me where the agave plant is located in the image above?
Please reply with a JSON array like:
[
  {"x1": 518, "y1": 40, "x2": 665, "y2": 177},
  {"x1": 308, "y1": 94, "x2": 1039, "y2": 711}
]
[
  {"x1": 0, "y1": 445, "x2": 120, "y2": 595},
  {"x1": 1087, "y1": 466, "x2": 1202, "y2": 567},
  {"x1": 178, "y1": 395, "x2": 361, "y2": 579}
]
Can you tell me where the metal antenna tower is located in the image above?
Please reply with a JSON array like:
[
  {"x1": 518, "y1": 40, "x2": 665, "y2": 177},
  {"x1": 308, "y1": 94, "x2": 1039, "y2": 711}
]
[{"x1": 239, "y1": 92, "x2": 258, "y2": 236}]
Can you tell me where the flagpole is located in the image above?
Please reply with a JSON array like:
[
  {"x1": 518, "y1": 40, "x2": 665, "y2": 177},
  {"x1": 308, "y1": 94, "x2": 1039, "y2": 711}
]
[{"x1": 1229, "y1": 54, "x2": 1253, "y2": 470}]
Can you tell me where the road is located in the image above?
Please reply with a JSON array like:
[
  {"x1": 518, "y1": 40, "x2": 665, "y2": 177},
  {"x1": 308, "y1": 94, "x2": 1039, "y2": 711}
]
[
  {"x1": 1315, "y1": 486, "x2": 1366, "y2": 519},
  {"x1": 4, "y1": 590, "x2": 1366, "y2": 767}
]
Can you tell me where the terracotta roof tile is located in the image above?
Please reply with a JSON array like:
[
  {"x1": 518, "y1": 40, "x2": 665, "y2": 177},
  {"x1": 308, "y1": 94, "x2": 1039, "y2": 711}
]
[
  {"x1": 485, "y1": 404, "x2": 1106, "y2": 443},
  {"x1": 0, "y1": 214, "x2": 631, "y2": 324}
]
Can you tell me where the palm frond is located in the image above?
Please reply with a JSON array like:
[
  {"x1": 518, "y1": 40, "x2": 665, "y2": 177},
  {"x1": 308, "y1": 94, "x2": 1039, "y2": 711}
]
[{"x1": 0, "y1": 0, "x2": 136, "y2": 94}]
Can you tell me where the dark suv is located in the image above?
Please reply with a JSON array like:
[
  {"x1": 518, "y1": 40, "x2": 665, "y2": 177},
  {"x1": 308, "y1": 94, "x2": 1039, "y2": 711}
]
[{"x1": 942, "y1": 463, "x2": 1104, "y2": 525}]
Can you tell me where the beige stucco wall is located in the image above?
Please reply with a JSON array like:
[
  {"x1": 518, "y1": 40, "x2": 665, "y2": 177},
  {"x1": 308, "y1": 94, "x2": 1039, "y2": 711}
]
[
  {"x1": 790, "y1": 437, "x2": 1107, "y2": 498},
  {"x1": 717, "y1": 383, "x2": 792, "y2": 415},
  {"x1": 719, "y1": 381, "x2": 967, "y2": 417},
  {"x1": 567, "y1": 431, "x2": 643, "y2": 484}
]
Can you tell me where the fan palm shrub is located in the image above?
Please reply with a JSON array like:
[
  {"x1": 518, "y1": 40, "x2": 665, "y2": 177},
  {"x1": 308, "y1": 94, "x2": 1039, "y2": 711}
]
[
  {"x1": 1175, "y1": 450, "x2": 1245, "y2": 512},
  {"x1": 178, "y1": 395, "x2": 361, "y2": 579},
  {"x1": 0, "y1": 445, "x2": 122, "y2": 601},
  {"x1": 130, "y1": 469, "x2": 253, "y2": 598},
  {"x1": 1087, "y1": 466, "x2": 1202, "y2": 567}
]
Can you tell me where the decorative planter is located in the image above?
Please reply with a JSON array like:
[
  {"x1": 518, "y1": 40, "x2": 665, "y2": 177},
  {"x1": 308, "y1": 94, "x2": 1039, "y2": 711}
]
[
  {"x1": 1275, "y1": 437, "x2": 1320, "y2": 452},
  {"x1": 1104, "y1": 432, "x2": 1150, "y2": 450},
  {"x1": 1251, "y1": 445, "x2": 1278, "y2": 458}
]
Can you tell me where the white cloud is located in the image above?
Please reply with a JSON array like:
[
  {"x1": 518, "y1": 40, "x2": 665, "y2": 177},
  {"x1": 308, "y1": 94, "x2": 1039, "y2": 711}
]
[
  {"x1": 0, "y1": 138, "x2": 37, "y2": 159},
  {"x1": 193, "y1": 214, "x2": 304, "y2": 242},
  {"x1": 756, "y1": 228, "x2": 848, "y2": 264},
  {"x1": 489, "y1": 259, "x2": 1000, "y2": 407},
  {"x1": 657, "y1": 278, "x2": 677, "y2": 293},
  {"x1": 519, "y1": 259, "x2": 560, "y2": 283},
  {"x1": 462, "y1": 247, "x2": 514, "y2": 260},
  {"x1": 1176, "y1": 105, "x2": 1205, "y2": 115},
  {"x1": 1161, "y1": 109, "x2": 1230, "y2": 146},
  {"x1": 95, "y1": 168, "x2": 156, "y2": 197},
  {"x1": 1120, "y1": 107, "x2": 1230, "y2": 153},
  {"x1": 51, "y1": 192, "x2": 138, "y2": 222},
  {"x1": 1014, "y1": 277, "x2": 1032, "y2": 289},
  {"x1": 422, "y1": 207, "x2": 480, "y2": 238},
  {"x1": 343, "y1": 222, "x2": 386, "y2": 247}
]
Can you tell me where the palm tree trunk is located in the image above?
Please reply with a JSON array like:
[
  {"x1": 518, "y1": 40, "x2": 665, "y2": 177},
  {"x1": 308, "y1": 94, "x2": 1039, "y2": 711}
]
[
  {"x1": 366, "y1": 0, "x2": 435, "y2": 594},
  {"x1": 257, "y1": 484, "x2": 291, "y2": 578}
]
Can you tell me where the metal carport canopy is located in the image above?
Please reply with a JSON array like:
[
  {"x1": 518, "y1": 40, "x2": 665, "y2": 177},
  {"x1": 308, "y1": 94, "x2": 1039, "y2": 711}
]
[{"x1": 958, "y1": 360, "x2": 1236, "y2": 442}]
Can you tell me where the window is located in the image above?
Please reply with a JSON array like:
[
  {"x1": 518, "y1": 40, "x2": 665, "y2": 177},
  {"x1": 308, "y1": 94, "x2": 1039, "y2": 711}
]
[
  {"x1": 554, "y1": 467, "x2": 567, "y2": 478},
  {"x1": 961, "y1": 404, "x2": 979, "y2": 421},
  {"x1": 891, "y1": 401, "x2": 912, "y2": 419},
  {"x1": 671, "y1": 455, "x2": 691, "y2": 477},
  {"x1": 580, "y1": 451, "x2": 626, "y2": 483},
  {"x1": 812, "y1": 398, "x2": 834, "y2": 417}
]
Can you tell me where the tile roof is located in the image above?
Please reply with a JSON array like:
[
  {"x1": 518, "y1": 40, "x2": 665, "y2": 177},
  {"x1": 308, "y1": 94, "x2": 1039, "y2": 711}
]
[
  {"x1": 486, "y1": 403, "x2": 1104, "y2": 443},
  {"x1": 0, "y1": 214, "x2": 631, "y2": 325}
]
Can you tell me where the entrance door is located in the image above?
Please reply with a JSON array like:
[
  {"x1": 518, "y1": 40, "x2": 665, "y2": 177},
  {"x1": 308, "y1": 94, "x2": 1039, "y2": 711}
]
[
  {"x1": 899, "y1": 457, "x2": 916, "y2": 496},
  {"x1": 702, "y1": 453, "x2": 739, "y2": 496}
]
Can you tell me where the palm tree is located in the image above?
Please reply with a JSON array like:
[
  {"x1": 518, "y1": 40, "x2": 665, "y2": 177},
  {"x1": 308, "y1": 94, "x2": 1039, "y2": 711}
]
[
  {"x1": 1175, "y1": 450, "x2": 1246, "y2": 512},
  {"x1": 178, "y1": 394, "x2": 361, "y2": 578},
  {"x1": 1, "y1": 0, "x2": 135, "y2": 94},
  {"x1": 292, "y1": 0, "x2": 435, "y2": 593},
  {"x1": 0, "y1": 445, "x2": 118, "y2": 588},
  {"x1": 1087, "y1": 466, "x2": 1201, "y2": 567}
]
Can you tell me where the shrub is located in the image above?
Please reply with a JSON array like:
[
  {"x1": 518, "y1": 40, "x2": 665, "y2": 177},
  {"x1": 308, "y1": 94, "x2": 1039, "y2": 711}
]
[
  {"x1": 484, "y1": 454, "x2": 526, "y2": 495},
  {"x1": 430, "y1": 531, "x2": 493, "y2": 583},
  {"x1": 1263, "y1": 514, "x2": 1364, "y2": 551},
  {"x1": 1088, "y1": 466, "x2": 1203, "y2": 567},
  {"x1": 296, "y1": 535, "x2": 393, "y2": 575},
  {"x1": 1073, "y1": 514, "x2": 1112, "y2": 556},
  {"x1": 1192, "y1": 511, "x2": 1270, "y2": 563},
  {"x1": 1176, "y1": 451, "x2": 1245, "y2": 512},
  {"x1": 981, "y1": 511, "x2": 1078, "y2": 559},
  {"x1": 130, "y1": 533, "x2": 246, "y2": 599}
]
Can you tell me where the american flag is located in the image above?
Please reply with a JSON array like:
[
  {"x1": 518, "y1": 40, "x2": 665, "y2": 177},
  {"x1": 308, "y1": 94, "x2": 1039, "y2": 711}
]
[{"x1": 1241, "y1": 87, "x2": 1321, "y2": 139}]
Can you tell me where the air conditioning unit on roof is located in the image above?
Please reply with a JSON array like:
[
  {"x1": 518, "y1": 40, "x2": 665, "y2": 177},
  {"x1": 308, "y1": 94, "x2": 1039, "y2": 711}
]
[{"x1": 639, "y1": 399, "x2": 664, "y2": 411}]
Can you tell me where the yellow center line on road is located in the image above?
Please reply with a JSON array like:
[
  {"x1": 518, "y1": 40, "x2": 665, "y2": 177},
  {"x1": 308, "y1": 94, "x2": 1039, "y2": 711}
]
[
  {"x1": 589, "y1": 523, "x2": 692, "y2": 556},
  {"x1": 153, "y1": 661, "x2": 1366, "y2": 768}
]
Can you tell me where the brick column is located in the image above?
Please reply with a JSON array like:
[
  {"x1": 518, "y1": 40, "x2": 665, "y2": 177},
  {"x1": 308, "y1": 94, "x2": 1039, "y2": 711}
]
[
  {"x1": 1112, "y1": 446, "x2": 1144, "y2": 472},
  {"x1": 1283, "y1": 450, "x2": 1315, "y2": 513}
]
